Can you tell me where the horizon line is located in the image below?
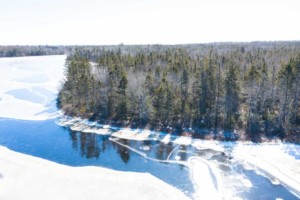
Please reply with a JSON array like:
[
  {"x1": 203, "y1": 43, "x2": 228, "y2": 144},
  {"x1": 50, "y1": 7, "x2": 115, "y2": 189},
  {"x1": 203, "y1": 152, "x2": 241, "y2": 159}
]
[{"x1": 1, "y1": 40, "x2": 300, "y2": 47}]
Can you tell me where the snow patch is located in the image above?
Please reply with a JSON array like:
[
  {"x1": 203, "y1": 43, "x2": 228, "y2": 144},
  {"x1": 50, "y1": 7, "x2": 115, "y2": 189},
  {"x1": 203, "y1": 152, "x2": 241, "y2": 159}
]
[
  {"x1": 173, "y1": 136, "x2": 192, "y2": 146},
  {"x1": 111, "y1": 129, "x2": 151, "y2": 141},
  {"x1": 192, "y1": 140, "x2": 224, "y2": 152},
  {"x1": 161, "y1": 134, "x2": 171, "y2": 144},
  {"x1": 82, "y1": 127, "x2": 111, "y2": 135}
]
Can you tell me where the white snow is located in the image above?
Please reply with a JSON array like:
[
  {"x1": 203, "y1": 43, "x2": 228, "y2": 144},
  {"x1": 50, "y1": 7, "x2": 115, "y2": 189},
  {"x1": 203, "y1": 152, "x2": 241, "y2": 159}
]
[
  {"x1": 103, "y1": 124, "x2": 111, "y2": 129},
  {"x1": 232, "y1": 142, "x2": 300, "y2": 198},
  {"x1": 111, "y1": 129, "x2": 151, "y2": 141},
  {"x1": 173, "y1": 136, "x2": 192, "y2": 146},
  {"x1": 0, "y1": 55, "x2": 66, "y2": 120},
  {"x1": 192, "y1": 140, "x2": 224, "y2": 152},
  {"x1": 161, "y1": 134, "x2": 171, "y2": 144},
  {"x1": 70, "y1": 123, "x2": 89, "y2": 132},
  {"x1": 0, "y1": 146, "x2": 189, "y2": 200},
  {"x1": 81, "y1": 127, "x2": 111, "y2": 135},
  {"x1": 188, "y1": 157, "x2": 222, "y2": 200}
]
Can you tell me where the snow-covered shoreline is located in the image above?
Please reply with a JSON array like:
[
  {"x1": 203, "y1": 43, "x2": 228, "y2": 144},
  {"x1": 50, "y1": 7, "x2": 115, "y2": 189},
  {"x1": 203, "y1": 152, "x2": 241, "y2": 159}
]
[
  {"x1": 56, "y1": 115, "x2": 300, "y2": 199},
  {"x1": 58, "y1": 115, "x2": 300, "y2": 199},
  {"x1": 0, "y1": 146, "x2": 189, "y2": 200}
]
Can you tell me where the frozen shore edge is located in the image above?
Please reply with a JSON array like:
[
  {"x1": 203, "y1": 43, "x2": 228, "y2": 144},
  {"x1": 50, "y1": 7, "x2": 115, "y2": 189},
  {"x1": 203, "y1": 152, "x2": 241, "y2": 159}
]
[{"x1": 56, "y1": 115, "x2": 300, "y2": 199}]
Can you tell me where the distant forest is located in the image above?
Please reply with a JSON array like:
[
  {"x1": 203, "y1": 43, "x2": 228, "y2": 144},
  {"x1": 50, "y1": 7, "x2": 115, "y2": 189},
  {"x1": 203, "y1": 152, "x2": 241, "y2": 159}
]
[
  {"x1": 0, "y1": 45, "x2": 65, "y2": 57},
  {"x1": 1, "y1": 42, "x2": 299, "y2": 142}
]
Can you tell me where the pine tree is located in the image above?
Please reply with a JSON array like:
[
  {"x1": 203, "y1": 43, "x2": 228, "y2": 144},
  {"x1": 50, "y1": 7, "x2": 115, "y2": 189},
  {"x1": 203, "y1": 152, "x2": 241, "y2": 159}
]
[
  {"x1": 244, "y1": 64, "x2": 261, "y2": 140},
  {"x1": 224, "y1": 63, "x2": 240, "y2": 131},
  {"x1": 278, "y1": 62, "x2": 296, "y2": 137}
]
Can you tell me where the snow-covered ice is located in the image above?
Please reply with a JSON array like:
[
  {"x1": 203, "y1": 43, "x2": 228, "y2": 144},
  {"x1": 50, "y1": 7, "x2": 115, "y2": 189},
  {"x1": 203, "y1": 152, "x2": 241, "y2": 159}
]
[
  {"x1": 232, "y1": 142, "x2": 300, "y2": 198},
  {"x1": 173, "y1": 136, "x2": 192, "y2": 146},
  {"x1": 0, "y1": 146, "x2": 189, "y2": 200},
  {"x1": 192, "y1": 140, "x2": 224, "y2": 152},
  {"x1": 111, "y1": 129, "x2": 151, "y2": 141},
  {"x1": 0, "y1": 55, "x2": 66, "y2": 120},
  {"x1": 161, "y1": 134, "x2": 171, "y2": 144},
  {"x1": 81, "y1": 127, "x2": 111, "y2": 135},
  {"x1": 188, "y1": 157, "x2": 222, "y2": 200}
]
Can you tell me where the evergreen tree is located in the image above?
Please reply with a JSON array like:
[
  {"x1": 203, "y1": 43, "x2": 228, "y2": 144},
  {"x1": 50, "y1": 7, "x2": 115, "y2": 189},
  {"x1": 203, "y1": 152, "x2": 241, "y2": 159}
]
[{"x1": 224, "y1": 63, "x2": 240, "y2": 131}]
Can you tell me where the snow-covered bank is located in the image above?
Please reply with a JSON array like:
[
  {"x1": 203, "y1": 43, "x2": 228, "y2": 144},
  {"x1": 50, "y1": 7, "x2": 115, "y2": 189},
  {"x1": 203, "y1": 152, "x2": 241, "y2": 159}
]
[
  {"x1": 192, "y1": 140, "x2": 224, "y2": 152},
  {"x1": 0, "y1": 146, "x2": 189, "y2": 200},
  {"x1": 173, "y1": 136, "x2": 192, "y2": 146},
  {"x1": 232, "y1": 142, "x2": 300, "y2": 198},
  {"x1": 111, "y1": 129, "x2": 152, "y2": 141},
  {"x1": 0, "y1": 56, "x2": 66, "y2": 120},
  {"x1": 56, "y1": 117, "x2": 159, "y2": 141}
]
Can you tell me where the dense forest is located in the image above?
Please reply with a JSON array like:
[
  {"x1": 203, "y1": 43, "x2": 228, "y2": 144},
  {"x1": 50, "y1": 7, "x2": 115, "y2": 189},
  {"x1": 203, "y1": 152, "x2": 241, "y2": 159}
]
[{"x1": 50, "y1": 42, "x2": 299, "y2": 142}]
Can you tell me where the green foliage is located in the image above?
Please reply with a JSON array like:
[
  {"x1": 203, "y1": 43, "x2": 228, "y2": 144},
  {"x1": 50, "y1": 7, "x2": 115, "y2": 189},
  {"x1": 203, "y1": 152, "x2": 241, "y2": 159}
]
[
  {"x1": 224, "y1": 63, "x2": 240, "y2": 131},
  {"x1": 58, "y1": 43, "x2": 300, "y2": 141}
]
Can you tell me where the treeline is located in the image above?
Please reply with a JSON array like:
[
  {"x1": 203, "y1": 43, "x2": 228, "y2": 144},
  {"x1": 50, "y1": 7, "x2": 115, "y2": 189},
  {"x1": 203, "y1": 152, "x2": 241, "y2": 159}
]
[
  {"x1": 0, "y1": 45, "x2": 67, "y2": 57},
  {"x1": 58, "y1": 42, "x2": 300, "y2": 142}
]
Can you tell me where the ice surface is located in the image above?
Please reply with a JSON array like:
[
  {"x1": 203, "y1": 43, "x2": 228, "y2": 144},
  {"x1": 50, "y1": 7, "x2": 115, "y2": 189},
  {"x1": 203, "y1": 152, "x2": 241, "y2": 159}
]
[
  {"x1": 0, "y1": 146, "x2": 189, "y2": 200},
  {"x1": 5, "y1": 88, "x2": 45, "y2": 104},
  {"x1": 0, "y1": 55, "x2": 66, "y2": 120},
  {"x1": 232, "y1": 142, "x2": 300, "y2": 198}
]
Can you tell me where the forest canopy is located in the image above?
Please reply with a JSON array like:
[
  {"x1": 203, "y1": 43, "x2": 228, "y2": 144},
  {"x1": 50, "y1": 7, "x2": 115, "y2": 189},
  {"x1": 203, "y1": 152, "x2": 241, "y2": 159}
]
[{"x1": 40, "y1": 42, "x2": 299, "y2": 142}]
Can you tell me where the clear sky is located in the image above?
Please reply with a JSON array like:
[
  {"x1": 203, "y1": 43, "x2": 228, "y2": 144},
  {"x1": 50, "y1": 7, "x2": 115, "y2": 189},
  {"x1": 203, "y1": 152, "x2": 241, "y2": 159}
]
[{"x1": 0, "y1": 0, "x2": 299, "y2": 45}]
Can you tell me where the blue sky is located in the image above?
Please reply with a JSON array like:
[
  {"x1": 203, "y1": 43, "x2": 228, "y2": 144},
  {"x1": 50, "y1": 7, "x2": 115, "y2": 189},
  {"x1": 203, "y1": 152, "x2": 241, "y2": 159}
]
[{"x1": 0, "y1": 0, "x2": 299, "y2": 45}]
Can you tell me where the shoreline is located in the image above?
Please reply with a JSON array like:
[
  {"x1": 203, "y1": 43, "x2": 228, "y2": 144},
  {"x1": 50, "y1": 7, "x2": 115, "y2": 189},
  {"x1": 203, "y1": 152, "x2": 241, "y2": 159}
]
[
  {"x1": 56, "y1": 115, "x2": 300, "y2": 199},
  {"x1": 56, "y1": 114, "x2": 300, "y2": 144}
]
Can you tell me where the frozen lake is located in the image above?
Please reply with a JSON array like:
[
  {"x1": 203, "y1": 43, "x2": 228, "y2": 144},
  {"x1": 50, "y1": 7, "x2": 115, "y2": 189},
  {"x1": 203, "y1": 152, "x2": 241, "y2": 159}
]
[{"x1": 0, "y1": 55, "x2": 65, "y2": 120}]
